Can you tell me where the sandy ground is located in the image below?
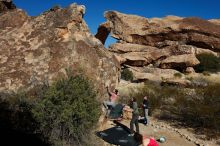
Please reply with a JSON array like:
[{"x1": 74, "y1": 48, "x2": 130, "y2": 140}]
[
  {"x1": 119, "y1": 120, "x2": 195, "y2": 146},
  {"x1": 98, "y1": 116, "x2": 219, "y2": 146}
]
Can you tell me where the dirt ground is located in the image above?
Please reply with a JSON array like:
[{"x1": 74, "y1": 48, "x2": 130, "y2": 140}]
[
  {"x1": 119, "y1": 120, "x2": 195, "y2": 146},
  {"x1": 113, "y1": 79, "x2": 220, "y2": 146},
  {"x1": 98, "y1": 116, "x2": 219, "y2": 146}
]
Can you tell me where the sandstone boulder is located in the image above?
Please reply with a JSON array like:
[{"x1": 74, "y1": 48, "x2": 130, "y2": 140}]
[
  {"x1": 127, "y1": 66, "x2": 182, "y2": 82},
  {"x1": 159, "y1": 54, "x2": 200, "y2": 70},
  {"x1": 0, "y1": 4, "x2": 119, "y2": 99},
  {"x1": 104, "y1": 11, "x2": 220, "y2": 51},
  {"x1": 95, "y1": 22, "x2": 111, "y2": 44},
  {"x1": 109, "y1": 43, "x2": 171, "y2": 66},
  {"x1": 164, "y1": 44, "x2": 218, "y2": 57},
  {"x1": 185, "y1": 67, "x2": 195, "y2": 73},
  {"x1": 97, "y1": 11, "x2": 220, "y2": 81},
  {"x1": 104, "y1": 11, "x2": 149, "y2": 42},
  {"x1": 109, "y1": 43, "x2": 158, "y2": 53},
  {"x1": 112, "y1": 54, "x2": 126, "y2": 66},
  {"x1": 121, "y1": 52, "x2": 151, "y2": 66},
  {"x1": 209, "y1": 19, "x2": 220, "y2": 25}
]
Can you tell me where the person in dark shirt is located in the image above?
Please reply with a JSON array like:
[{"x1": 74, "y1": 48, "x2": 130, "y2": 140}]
[{"x1": 142, "y1": 96, "x2": 149, "y2": 125}]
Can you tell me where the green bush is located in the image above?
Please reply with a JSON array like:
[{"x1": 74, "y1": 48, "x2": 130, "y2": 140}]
[
  {"x1": 121, "y1": 68, "x2": 133, "y2": 81},
  {"x1": 0, "y1": 75, "x2": 101, "y2": 146},
  {"x1": 169, "y1": 83, "x2": 220, "y2": 137},
  {"x1": 32, "y1": 75, "x2": 101, "y2": 145},
  {"x1": 186, "y1": 77, "x2": 193, "y2": 81},
  {"x1": 202, "y1": 71, "x2": 211, "y2": 76},
  {"x1": 174, "y1": 73, "x2": 182, "y2": 78},
  {"x1": 128, "y1": 82, "x2": 163, "y2": 115},
  {"x1": 195, "y1": 53, "x2": 220, "y2": 73}
]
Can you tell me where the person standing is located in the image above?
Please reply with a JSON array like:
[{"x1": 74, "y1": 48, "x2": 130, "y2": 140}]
[
  {"x1": 103, "y1": 86, "x2": 119, "y2": 117},
  {"x1": 142, "y1": 96, "x2": 149, "y2": 125},
  {"x1": 129, "y1": 97, "x2": 139, "y2": 136}
]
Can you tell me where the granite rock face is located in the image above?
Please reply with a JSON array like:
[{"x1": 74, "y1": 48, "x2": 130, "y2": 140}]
[
  {"x1": 96, "y1": 11, "x2": 220, "y2": 84},
  {"x1": 0, "y1": 4, "x2": 120, "y2": 98}
]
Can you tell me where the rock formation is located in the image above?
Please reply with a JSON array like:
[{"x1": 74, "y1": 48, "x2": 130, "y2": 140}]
[
  {"x1": 104, "y1": 12, "x2": 220, "y2": 51},
  {"x1": 95, "y1": 22, "x2": 111, "y2": 44},
  {"x1": 0, "y1": 4, "x2": 120, "y2": 99},
  {"x1": 96, "y1": 11, "x2": 220, "y2": 84},
  {"x1": 0, "y1": 0, "x2": 16, "y2": 13}
]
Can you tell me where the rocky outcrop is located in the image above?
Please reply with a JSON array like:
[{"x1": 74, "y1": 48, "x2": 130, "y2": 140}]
[
  {"x1": 109, "y1": 43, "x2": 158, "y2": 53},
  {"x1": 159, "y1": 54, "x2": 200, "y2": 70},
  {"x1": 127, "y1": 66, "x2": 181, "y2": 82},
  {"x1": 96, "y1": 11, "x2": 220, "y2": 84},
  {"x1": 0, "y1": 0, "x2": 16, "y2": 13},
  {"x1": 0, "y1": 9, "x2": 28, "y2": 28},
  {"x1": 209, "y1": 19, "x2": 220, "y2": 25},
  {"x1": 95, "y1": 22, "x2": 111, "y2": 44},
  {"x1": 0, "y1": 4, "x2": 119, "y2": 99},
  {"x1": 109, "y1": 43, "x2": 171, "y2": 67},
  {"x1": 104, "y1": 12, "x2": 220, "y2": 51}
]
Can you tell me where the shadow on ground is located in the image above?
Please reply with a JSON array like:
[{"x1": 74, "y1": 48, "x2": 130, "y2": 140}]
[
  {"x1": 96, "y1": 121, "x2": 141, "y2": 146},
  {"x1": 0, "y1": 127, "x2": 49, "y2": 146}
]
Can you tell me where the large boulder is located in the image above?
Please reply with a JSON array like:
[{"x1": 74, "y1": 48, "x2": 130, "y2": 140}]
[
  {"x1": 165, "y1": 43, "x2": 217, "y2": 56},
  {"x1": 159, "y1": 54, "x2": 200, "y2": 70},
  {"x1": 96, "y1": 11, "x2": 220, "y2": 77},
  {"x1": 127, "y1": 66, "x2": 181, "y2": 82},
  {"x1": 128, "y1": 66, "x2": 195, "y2": 88},
  {"x1": 0, "y1": 4, "x2": 119, "y2": 99},
  {"x1": 104, "y1": 11, "x2": 220, "y2": 51},
  {"x1": 109, "y1": 42, "x2": 158, "y2": 53},
  {"x1": 104, "y1": 11, "x2": 150, "y2": 42},
  {"x1": 109, "y1": 43, "x2": 171, "y2": 66}
]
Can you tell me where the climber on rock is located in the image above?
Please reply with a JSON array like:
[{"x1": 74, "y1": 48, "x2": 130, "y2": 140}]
[{"x1": 103, "y1": 86, "x2": 119, "y2": 117}]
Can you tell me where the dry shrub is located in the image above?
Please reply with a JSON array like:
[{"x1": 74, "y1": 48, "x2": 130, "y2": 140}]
[{"x1": 131, "y1": 81, "x2": 220, "y2": 138}]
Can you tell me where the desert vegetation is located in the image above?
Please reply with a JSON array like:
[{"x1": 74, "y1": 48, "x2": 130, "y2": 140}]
[
  {"x1": 129, "y1": 81, "x2": 220, "y2": 138},
  {"x1": 121, "y1": 68, "x2": 134, "y2": 81},
  {"x1": 0, "y1": 75, "x2": 101, "y2": 146},
  {"x1": 174, "y1": 72, "x2": 183, "y2": 78},
  {"x1": 195, "y1": 53, "x2": 220, "y2": 73}
]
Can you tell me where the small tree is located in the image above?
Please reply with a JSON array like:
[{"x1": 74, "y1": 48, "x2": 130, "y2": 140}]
[
  {"x1": 32, "y1": 75, "x2": 100, "y2": 145},
  {"x1": 174, "y1": 73, "x2": 182, "y2": 78},
  {"x1": 121, "y1": 68, "x2": 134, "y2": 81},
  {"x1": 195, "y1": 53, "x2": 220, "y2": 73}
]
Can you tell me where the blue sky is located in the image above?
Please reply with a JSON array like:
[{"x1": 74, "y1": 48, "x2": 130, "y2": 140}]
[{"x1": 14, "y1": 0, "x2": 220, "y2": 47}]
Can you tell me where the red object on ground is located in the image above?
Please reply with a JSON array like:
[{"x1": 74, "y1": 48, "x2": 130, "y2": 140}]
[
  {"x1": 148, "y1": 138, "x2": 159, "y2": 146},
  {"x1": 143, "y1": 136, "x2": 159, "y2": 146}
]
